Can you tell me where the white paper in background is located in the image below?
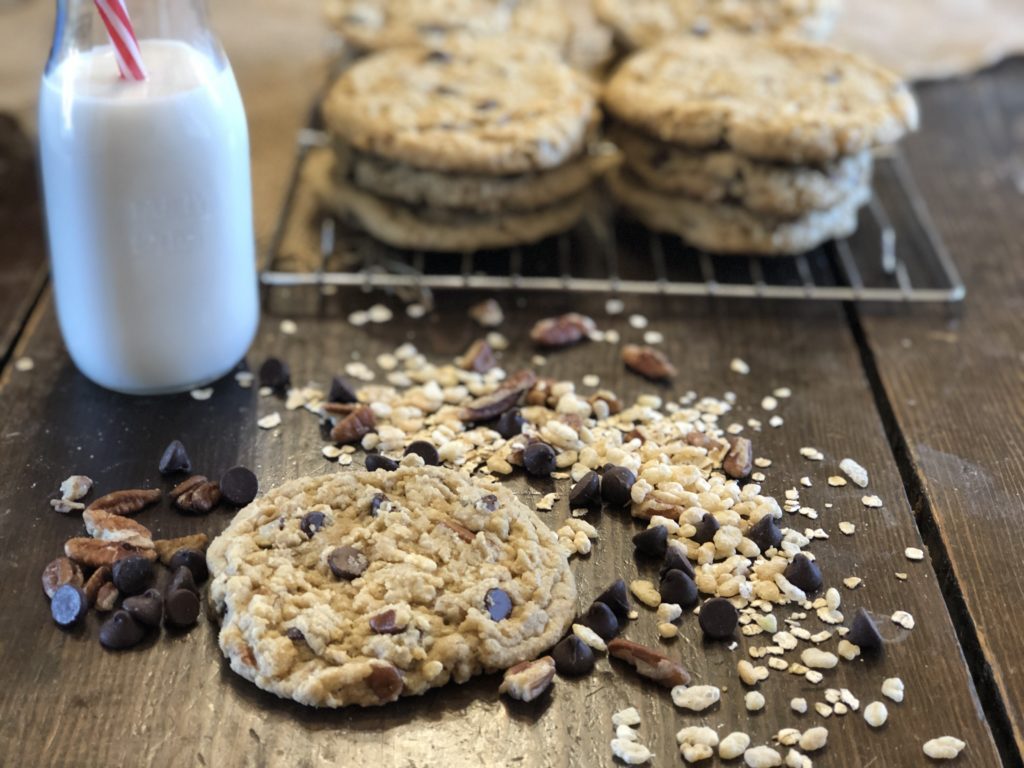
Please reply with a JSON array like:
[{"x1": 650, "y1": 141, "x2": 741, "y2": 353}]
[{"x1": 832, "y1": 0, "x2": 1024, "y2": 81}]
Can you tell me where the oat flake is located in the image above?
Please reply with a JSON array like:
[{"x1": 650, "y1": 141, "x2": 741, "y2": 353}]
[
  {"x1": 861, "y1": 495, "x2": 884, "y2": 508},
  {"x1": 14, "y1": 356, "x2": 34, "y2": 372},
  {"x1": 190, "y1": 387, "x2": 214, "y2": 401},
  {"x1": 730, "y1": 358, "x2": 750, "y2": 375},
  {"x1": 257, "y1": 412, "x2": 282, "y2": 430}
]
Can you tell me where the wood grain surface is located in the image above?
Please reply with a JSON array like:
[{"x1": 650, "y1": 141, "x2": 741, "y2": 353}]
[
  {"x1": 0, "y1": 289, "x2": 1001, "y2": 767},
  {"x1": 855, "y1": 59, "x2": 1024, "y2": 764}
]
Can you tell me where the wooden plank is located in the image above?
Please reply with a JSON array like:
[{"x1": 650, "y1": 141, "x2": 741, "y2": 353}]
[
  {"x1": 855, "y1": 59, "x2": 1024, "y2": 762},
  {"x1": 0, "y1": 289, "x2": 999, "y2": 767}
]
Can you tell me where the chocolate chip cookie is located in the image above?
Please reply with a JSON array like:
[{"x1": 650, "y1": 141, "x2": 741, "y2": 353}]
[{"x1": 207, "y1": 466, "x2": 577, "y2": 707}]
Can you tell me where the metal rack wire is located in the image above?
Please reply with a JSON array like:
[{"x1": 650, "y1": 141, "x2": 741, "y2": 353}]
[{"x1": 263, "y1": 129, "x2": 965, "y2": 306}]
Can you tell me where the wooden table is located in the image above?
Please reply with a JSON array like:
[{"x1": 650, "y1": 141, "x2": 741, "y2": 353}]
[{"x1": 0, "y1": 21, "x2": 1021, "y2": 768}]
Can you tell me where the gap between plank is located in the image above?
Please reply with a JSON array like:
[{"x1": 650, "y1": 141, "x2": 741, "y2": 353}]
[
  {"x1": 844, "y1": 303, "x2": 1023, "y2": 768},
  {"x1": 0, "y1": 270, "x2": 49, "y2": 384}
]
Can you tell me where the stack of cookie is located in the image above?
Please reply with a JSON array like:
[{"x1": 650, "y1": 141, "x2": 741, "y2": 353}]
[
  {"x1": 316, "y1": 38, "x2": 608, "y2": 253},
  {"x1": 596, "y1": 0, "x2": 841, "y2": 52},
  {"x1": 603, "y1": 34, "x2": 919, "y2": 255}
]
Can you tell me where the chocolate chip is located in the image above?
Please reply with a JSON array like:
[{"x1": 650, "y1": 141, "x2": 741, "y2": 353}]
[
  {"x1": 328, "y1": 546, "x2": 368, "y2": 580},
  {"x1": 99, "y1": 610, "x2": 145, "y2": 649},
  {"x1": 41, "y1": 556, "x2": 83, "y2": 599},
  {"x1": 158, "y1": 439, "x2": 192, "y2": 475},
  {"x1": 404, "y1": 440, "x2": 440, "y2": 466},
  {"x1": 369, "y1": 493, "x2": 389, "y2": 516},
  {"x1": 485, "y1": 588, "x2": 512, "y2": 621},
  {"x1": 601, "y1": 466, "x2": 635, "y2": 507},
  {"x1": 551, "y1": 635, "x2": 595, "y2": 676},
  {"x1": 258, "y1": 357, "x2": 290, "y2": 390},
  {"x1": 569, "y1": 471, "x2": 601, "y2": 509},
  {"x1": 595, "y1": 578, "x2": 631, "y2": 623},
  {"x1": 581, "y1": 601, "x2": 619, "y2": 641},
  {"x1": 327, "y1": 376, "x2": 357, "y2": 404},
  {"x1": 660, "y1": 569, "x2": 699, "y2": 608},
  {"x1": 169, "y1": 565, "x2": 198, "y2": 596},
  {"x1": 523, "y1": 442, "x2": 557, "y2": 477},
  {"x1": 633, "y1": 525, "x2": 668, "y2": 559},
  {"x1": 784, "y1": 553, "x2": 823, "y2": 594},
  {"x1": 692, "y1": 513, "x2": 720, "y2": 545},
  {"x1": 369, "y1": 609, "x2": 402, "y2": 634},
  {"x1": 112, "y1": 556, "x2": 154, "y2": 596},
  {"x1": 123, "y1": 588, "x2": 163, "y2": 628},
  {"x1": 748, "y1": 515, "x2": 783, "y2": 553},
  {"x1": 285, "y1": 627, "x2": 305, "y2": 643},
  {"x1": 661, "y1": 545, "x2": 695, "y2": 580},
  {"x1": 300, "y1": 511, "x2": 328, "y2": 537},
  {"x1": 50, "y1": 584, "x2": 88, "y2": 627},
  {"x1": 477, "y1": 494, "x2": 499, "y2": 512},
  {"x1": 699, "y1": 597, "x2": 738, "y2": 640},
  {"x1": 366, "y1": 662, "x2": 404, "y2": 702},
  {"x1": 164, "y1": 588, "x2": 200, "y2": 627},
  {"x1": 495, "y1": 408, "x2": 525, "y2": 439},
  {"x1": 219, "y1": 466, "x2": 258, "y2": 506},
  {"x1": 169, "y1": 549, "x2": 209, "y2": 583},
  {"x1": 847, "y1": 607, "x2": 883, "y2": 651},
  {"x1": 365, "y1": 454, "x2": 399, "y2": 472}
]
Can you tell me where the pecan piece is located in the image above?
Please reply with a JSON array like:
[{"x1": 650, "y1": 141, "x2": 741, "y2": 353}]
[
  {"x1": 459, "y1": 388, "x2": 521, "y2": 423},
  {"x1": 83, "y1": 566, "x2": 112, "y2": 606},
  {"x1": 171, "y1": 476, "x2": 221, "y2": 514},
  {"x1": 50, "y1": 498, "x2": 85, "y2": 514},
  {"x1": 685, "y1": 430, "x2": 719, "y2": 451},
  {"x1": 320, "y1": 402, "x2": 360, "y2": 419},
  {"x1": 85, "y1": 488, "x2": 161, "y2": 516},
  {"x1": 95, "y1": 581, "x2": 119, "y2": 612},
  {"x1": 622, "y1": 344, "x2": 677, "y2": 381},
  {"x1": 723, "y1": 436, "x2": 753, "y2": 479},
  {"x1": 366, "y1": 662, "x2": 404, "y2": 703},
  {"x1": 153, "y1": 533, "x2": 210, "y2": 566},
  {"x1": 330, "y1": 405, "x2": 376, "y2": 445},
  {"x1": 530, "y1": 313, "x2": 595, "y2": 348},
  {"x1": 369, "y1": 609, "x2": 404, "y2": 635},
  {"x1": 456, "y1": 339, "x2": 497, "y2": 374},
  {"x1": 59, "y1": 475, "x2": 93, "y2": 502},
  {"x1": 588, "y1": 389, "x2": 622, "y2": 416},
  {"x1": 525, "y1": 378, "x2": 556, "y2": 407},
  {"x1": 607, "y1": 638, "x2": 691, "y2": 688},
  {"x1": 498, "y1": 656, "x2": 556, "y2": 702},
  {"x1": 64, "y1": 538, "x2": 156, "y2": 568},
  {"x1": 83, "y1": 508, "x2": 153, "y2": 548},
  {"x1": 41, "y1": 556, "x2": 83, "y2": 599},
  {"x1": 438, "y1": 519, "x2": 475, "y2": 543},
  {"x1": 502, "y1": 369, "x2": 538, "y2": 394}
]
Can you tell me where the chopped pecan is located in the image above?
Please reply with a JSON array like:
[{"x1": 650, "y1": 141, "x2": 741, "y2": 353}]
[
  {"x1": 366, "y1": 662, "x2": 404, "y2": 703},
  {"x1": 50, "y1": 498, "x2": 85, "y2": 514},
  {"x1": 456, "y1": 339, "x2": 497, "y2": 374},
  {"x1": 624, "y1": 428, "x2": 645, "y2": 444},
  {"x1": 607, "y1": 638, "x2": 691, "y2": 688},
  {"x1": 171, "y1": 475, "x2": 221, "y2": 514},
  {"x1": 59, "y1": 475, "x2": 93, "y2": 502},
  {"x1": 83, "y1": 566, "x2": 112, "y2": 606},
  {"x1": 41, "y1": 556, "x2": 83, "y2": 599},
  {"x1": 529, "y1": 313, "x2": 595, "y2": 348},
  {"x1": 64, "y1": 538, "x2": 156, "y2": 568},
  {"x1": 525, "y1": 378, "x2": 556, "y2": 407},
  {"x1": 622, "y1": 344, "x2": 677, "y2": 381},
  {"x1": 320, "y1": 402, "x2": 360, "y2": 418},
  {"x1": 459, "y1": 388, "x2": 521, "y2": 423},
  {"x1": 439, "y1": 519, "x2": 476, "y2": 543},
  {"x1": 85, "y1": 488, "x2": 161, "y2": 516},
  {"x1": 588, "y1": 389, "x2": 623, "y2": 415},
  {"x1": 685, "y1": 430, "x2": 719, "y2": 451},
  {"x1": 723, "y1": 437, "x2": 753, "y2": 479},
  {"x1": 153, "y1": 533, "x2": 210, "y2": 566},
  {"x1": 369, "y1": 609, "x2": 404, "y2": 635},
  {"x1": 502, "y1": 369, "x2": 538, "y2": 394},
  {"x1": 95, "y1": 582, "x2": 119, "y2": 612},
  {"x1": 498, "y1": 656, "x2": 556, "y2": 702},
  {"x1": 330, "y1": 405, "x2": 376, "y2": 445},
  {"x1": 83, "y1": 508, "x2": 153, "y2": 548}
]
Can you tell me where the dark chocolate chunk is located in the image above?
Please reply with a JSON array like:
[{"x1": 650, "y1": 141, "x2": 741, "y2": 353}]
[
  {"x1": 369, "y1": 609, "x2": 402, "y2": 635},
  {"x1": 219, "y1": 466, "x2": 258, "y2": 506},
  {"x1": 660, "y1": 569, "x2": 699, "y2": 608},
  {"x1": 595, "y1": 578, "x2": 631, "y2": 623},
  {"x1": 601, "y1": 466, "x2": 636, "y2": 507},
  {"x1": 164, "y1": 589, "x2": 200, "y2": 628},
  {"x1": 784, "y1": 553, "x2": 823, "y2": 594},
  {"x1": 749, "y1": 514, "x2": 783, "y2": 553},
  {"x1": 169, "y1": 565, "x2": 198, "y2": 596},
  {"x1": 661, "y1": 545, "x2": 695, "y2": 580},
  {"x1": 50, "y1": 584, "x2": 88, "y2": 628},
  {"x1": 123, "y1": 589, "x2": 163, "y2": 628},
  {"x1": 485, "y1": 588, "x2": 512, "y2": 621},
  {"x1": 111, "y1": 556, "x2": 154, "y2": 596},
  {"x1": 495, "y1": 408, "x2": 525, "y2": 439},
  {"x1": 633, "y1": 525, "x2": 668, "y2": 559},
  {"x1": 327, "y1": 376, "x2": 358, "y2": 404},
  {"x1": 692, "y1": 513, "x2": 720, "y2": 545},
  {"x1": 258, "y1": 357, "x2": 290, "y2": 390},
  {"x1": 169, "y1": 549, "x2": 209, "y2": 583},
  {"x1": 580, "y1": 601, "x2": 619, "y2": 641},
  {"x1": 365, "y1": 454, "x2": 399, "y2": 472},
  {"x1": 847, "y1": 607, "x2": 884, "y2": 651},
  {"x1": 569, "y1": 470, "x2": 601, "y2": 509},
  {"x1": 523, "y1": 442, "x2": 557, "y2": 477},
  {"x1": 285, "y1": 627, "x2": 305, "y2": 643},
  {"x1": 366, "y1": 662, "x2": 404, "y2": 703},
  {"x1": 404, "y1": 440, "x2": 440, "y2": 466},
  {"x1": 551, "y1": 635, "x2": 595, "y2": 676},
  {"x1": 99, "y1": 610, "x2": 145, "y2": 649},
  {"x1": 477, "y1": 494, "x2": 499, "y2": 512},
  {"x1": 698, "y1": 597, "x2": 739, "y2": 640},
  {"x1": 300, "y1": 511, "x2": 328, "y2": 538},
  {"x1": 328, "y1": 546, "x2": 368, "y2": 580},
  {"x1": 158, "y1": 439, "x2": 192, "y2": 475}
]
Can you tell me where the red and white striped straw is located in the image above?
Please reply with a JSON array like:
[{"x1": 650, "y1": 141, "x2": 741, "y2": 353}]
[{"x1": 93, "y1": 0, "x2": 147, "y2": 81}]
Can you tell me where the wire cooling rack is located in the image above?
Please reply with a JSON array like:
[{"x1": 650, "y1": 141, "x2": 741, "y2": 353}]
[{"x1": 262, "y1": 129, "x2": 965, "y2": 306}]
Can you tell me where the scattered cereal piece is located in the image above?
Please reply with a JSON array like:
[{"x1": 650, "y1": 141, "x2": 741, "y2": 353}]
[
  {"x1": 573, "y1": 623, "x2": 607, "y2": 653},
  {"x1": 773, "y1": 387, "x2": 792, "y2": 399},
  {"x1": 790, "y1": 698, "x2": 808, "y2": 714},
  {"x1": 800, "y1": 476, "x2": 812, "y2": 487},
  {"x1": 658, "y1": 622, "x2": 679, "y2": 639},
  {"x1": 629, "y1": 314, "x2": 648, "y2": 329},
  {"x1": 839, "y1": 458, "x2": 869, "y2": 487},
  {"x1": 761, "y1": 396, "x2": 778, "y2": 412},
  {"x1": 720, "y1": 732, "x2": 752, "y2": 760},
  {"x1": 864, "y1": 701, "x2": 888, "y2": 728},
  {"x1": 842, "y1": 577, "x2": 862, "y2": 590},
  {"x1": 348, "y1": 310, "x2": 369, "y2": 326},
  {"x1": 776, "y1": 729, "x2": 801, "y2": 747},
  {"x1": 486, "y1": 331, "x2": 509, "y2": 351},
  {"x1": 406, "y1": 303, "x2": 428, "y2": 319},
  {"x1": 827, "y1": 476, "x2": 847, "y2": 487},
  {"x1": 891, "y1": 610, "x2": 915, "y2": 630},
  {"x1": 838, "y1": 522, "x2": 855, "y2": 535},
  {"x1": 611, "y1": 738, "x2": 652, "y2": 765},
  {"x1": 612, "y1": 707, "x2": 641, "y2": 727},
  {"x1": 837, "y1": 640, "x2": 860, "y2": 660},
  {"x1": 922, "y1": 737, "x2": 966, "y2": 761},
  {"x1": 630, "y1": 579, "x2": 662, "y2": 608},
  {"x1": 743, "y1": 745, "x2": 782, "y2": 768},
  {"x1": 784, "y1": 750, "x2": 812, "y2": 768},
  {"x1": 235, "y1": 371, "x2": 254, "y2": 388},
  {"x1": 730, "y1": 358, "x2": 750, "y2": 375},
  {"x1": 799, "y1": 447, "x2": 824, "y2": 461},
  {"x1": 814, "y1": 703, "x2": 832, "y2": 718},
  {"x1": 190, "y1": 387, "x2": 214, "y2": 401},
  {"x1": 769, "y1": 416, "x2": 784, "y2": 428},
  {"x1": 322, "y1": 445, "x2": 342, "y2": 459},
  {"x1": 905, "y1": 547, "x2": 924, "y2": 561},
  {"x1": 643, "y1": 330, "x2": 664, "y2": 345},
  {"x1": 882, "y1": 677, "x2": 905, "y2": 703},
  {"x1": 367, "y1": 304, "x2": 393, "y2": 323},
  {"x1": 582, "y1": 374, "x2": 600, "y2": 387},
  {"x1": 279, "y1": 319, "x2": 297, "y2": 335},
  {"x1": 745, "y1": 691, "x2": 766, "y2": 711},
  {"x1": 895, "y1": 572, "x2": 908, "y2": 581},
  {"x1": 257, "y1": 412, "x2": 282, "y2": 430},
  {"x1": 468, "y1": 298, "x2": 503, "y2": 327},
  {"x1": 800, "y1": 649, "x2": 838, "y2": 669},
  {"x1": 14, "y1": 356, "x2": 34, "y2": 372},
  {"x1": 754, "y1": 457, "x2": 772, "y2": 468},
  {"x1": 861, "y1": 495, "x2": 883, "y2": 509},
  {"x1": 798, "y1": 727, "x2": 828, "y2": 752},
  {"x1": 671, "y1": 685, "x2": 721, "y2": 712},
  {"x1": 605, "y1": 298, "x2": 625, "y2": 315}
]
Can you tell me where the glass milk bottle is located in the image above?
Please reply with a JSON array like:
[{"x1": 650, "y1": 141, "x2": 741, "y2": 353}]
[{"x1": 39, "y1": 0, "x2": 259, "y2": 395}]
